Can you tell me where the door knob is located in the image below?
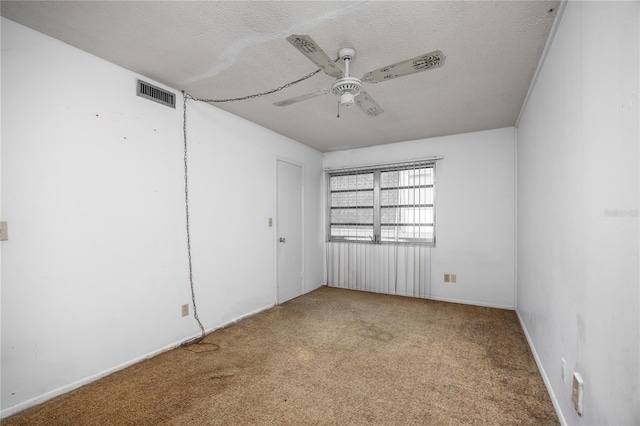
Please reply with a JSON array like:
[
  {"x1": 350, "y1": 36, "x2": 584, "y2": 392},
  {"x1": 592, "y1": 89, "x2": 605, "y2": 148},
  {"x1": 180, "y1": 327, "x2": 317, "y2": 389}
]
[{"x1": 279, "y1": 237, "x2": 286, "y2": 243}]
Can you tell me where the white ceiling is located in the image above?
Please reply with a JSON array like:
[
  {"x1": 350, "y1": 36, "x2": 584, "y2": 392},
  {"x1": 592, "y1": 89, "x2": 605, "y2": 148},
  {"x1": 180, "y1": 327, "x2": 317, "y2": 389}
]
[{"x1": 1, "y1": 1, "x2": 559, "y2": 152}]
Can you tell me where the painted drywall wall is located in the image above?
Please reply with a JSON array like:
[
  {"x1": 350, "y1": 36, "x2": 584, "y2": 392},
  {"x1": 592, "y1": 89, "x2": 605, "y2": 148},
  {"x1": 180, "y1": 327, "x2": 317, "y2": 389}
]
[
  {"x1": 516, "y1": 2, "x2": 639, "y2": 424},
  {"x1": 324, "y1": 127, "x2": 516, "y2": 309},
  {"x1": 0, "y1": 18, "x2": 323, "y2": 417}
]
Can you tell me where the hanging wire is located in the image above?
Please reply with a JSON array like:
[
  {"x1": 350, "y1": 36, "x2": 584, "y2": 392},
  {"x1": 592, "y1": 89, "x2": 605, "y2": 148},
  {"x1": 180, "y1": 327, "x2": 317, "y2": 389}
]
[
  {"x1": 184, "y1": 68, "x2": 322, "y2": 104},
  {"x1": 178, "y1": 65, "x2": 327, "y2": 349},
  {"x1": 184, "y1": 56, "x2": 340, "y2": 104},
  {"x1": 181, "y1": 91, "x2": 207, "y2": 348}
]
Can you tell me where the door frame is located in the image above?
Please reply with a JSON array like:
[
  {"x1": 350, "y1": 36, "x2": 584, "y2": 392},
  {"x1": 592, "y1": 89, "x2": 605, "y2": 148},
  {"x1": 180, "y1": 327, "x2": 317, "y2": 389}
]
[{"x1": 274, "y1": 156, "x2": 305, "y2": 304}]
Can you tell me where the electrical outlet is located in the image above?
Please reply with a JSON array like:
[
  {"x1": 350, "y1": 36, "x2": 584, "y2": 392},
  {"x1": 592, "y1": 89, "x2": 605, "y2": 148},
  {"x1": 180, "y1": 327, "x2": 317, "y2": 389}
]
[
  {"x1": 572, "y1": 373, "x2": 584, "y2": 416},
  {"x1": 444, "y1": 274, "x2": 450, "y2": 282},
  {"x1": 451, "y1": 274, "x2": 457, "y2": 283},
  {"x1": 268, "y1": 217, "x2": 273, "y2": 227},
  {"x1": 561, "y1": 358, "x2": 567, "y2": 383},
  {"x1": 181, "y1": 304, "x2": 189, "y2": 317}
]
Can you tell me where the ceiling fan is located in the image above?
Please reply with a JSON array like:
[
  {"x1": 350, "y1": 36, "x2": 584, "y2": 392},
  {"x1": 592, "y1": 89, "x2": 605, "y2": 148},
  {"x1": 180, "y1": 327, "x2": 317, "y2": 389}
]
[{"x1": 274, "y1": 34, "x2": 446, "y2": 117}]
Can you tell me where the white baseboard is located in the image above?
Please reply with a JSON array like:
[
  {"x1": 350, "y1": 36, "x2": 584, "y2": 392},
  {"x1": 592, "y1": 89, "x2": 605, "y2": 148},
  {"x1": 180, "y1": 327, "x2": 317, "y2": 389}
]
[
  {"x1": 0, "y1": 303, "x2": 275, "y2": 420},
  {"x1": 515, "y1": 310, "x2": 567, "y2": 426},
  {"x1": 211, "y1": 303, "x2": 275, "y2": 332},
  {"x1": 327, "y1": 285, "x2": 515, "y2": 310},
  {"x1": 428, "y1": 295, "x2": 514, "y2": 310}
]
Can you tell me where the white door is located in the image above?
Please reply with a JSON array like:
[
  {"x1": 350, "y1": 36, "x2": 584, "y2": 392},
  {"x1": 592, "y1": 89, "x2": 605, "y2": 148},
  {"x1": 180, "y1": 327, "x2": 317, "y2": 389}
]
[{"x1": 276, "y1": 160, "x2": 303, "y2": 304}]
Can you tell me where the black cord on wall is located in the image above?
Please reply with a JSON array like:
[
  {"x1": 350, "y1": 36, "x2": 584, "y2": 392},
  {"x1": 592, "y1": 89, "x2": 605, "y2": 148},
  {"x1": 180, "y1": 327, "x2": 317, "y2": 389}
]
[{"x1": 178, "y1": 66, "x2": 324, "y2": 349}]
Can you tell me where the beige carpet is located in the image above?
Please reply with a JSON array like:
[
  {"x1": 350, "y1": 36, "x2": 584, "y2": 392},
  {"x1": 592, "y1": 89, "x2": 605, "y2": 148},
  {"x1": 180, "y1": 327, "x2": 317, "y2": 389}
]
[{"x1": 3, "y1": 286, "x2": 558, "y2": 425}]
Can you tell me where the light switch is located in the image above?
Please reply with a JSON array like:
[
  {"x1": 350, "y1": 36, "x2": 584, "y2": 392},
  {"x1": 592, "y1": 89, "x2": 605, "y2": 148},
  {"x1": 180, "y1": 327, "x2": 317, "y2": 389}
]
[
  {"x1": 0, "y1": 221, "x2": 7, "y2": 241},
  {"x1": 572, "y1": 373, "x2": 584, "y2": 416}
]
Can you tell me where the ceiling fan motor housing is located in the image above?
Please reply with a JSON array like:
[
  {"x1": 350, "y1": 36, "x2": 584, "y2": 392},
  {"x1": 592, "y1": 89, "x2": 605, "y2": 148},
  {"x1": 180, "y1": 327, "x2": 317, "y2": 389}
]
[
  {"x1": 333, "y1": 48, "x2": 362, "y2": 107},
  {"x1": 332, "y1": 76, "x2": 363, "y2": 99}
]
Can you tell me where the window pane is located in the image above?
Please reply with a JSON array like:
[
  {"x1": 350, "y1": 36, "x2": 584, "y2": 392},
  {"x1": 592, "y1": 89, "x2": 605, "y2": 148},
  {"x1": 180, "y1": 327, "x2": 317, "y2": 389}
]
[
  {"x1": 380, "y1": 170, "x2": 400, "y2": 188},
  {"x1": 331, "y1": 208, "x2": 374, "y2": 224},
  {"x1": 331, "y1": 225, "x2": 373, "y2": 241},
  {"x1": 331, "y1": 190, "x2": 373, "y2": 207},
  {"x1": 380, "y1": 167, "x2": 433, "y2": 188},
  {"x1": 381, "y1": 207, "x2": 433, "y2": 224},
  {"x1": 330, "y1": 173, "x2": 373, "y2": 191},
  {"x1": 380, "y1": 188, "x2": 433, "y2": 206},
  {"x1": 381, "y1": 225, "x2": 433, "y2": 242}
]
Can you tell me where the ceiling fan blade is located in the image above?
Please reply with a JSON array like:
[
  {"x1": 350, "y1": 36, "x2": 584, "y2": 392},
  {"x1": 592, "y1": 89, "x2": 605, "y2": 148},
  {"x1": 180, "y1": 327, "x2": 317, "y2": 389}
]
[
  {"x1": 273, "y1": 89, "x2": 330, "y2": 107},
  {"x1": 355, "y1": 92, "x2": 384, "y2": 117},
  {"x1": 362, "y1": 50, "x2": 445, "y2": 84},
  {"x1": 286, "y1": 34, "x2": 343, "y2": 78}
]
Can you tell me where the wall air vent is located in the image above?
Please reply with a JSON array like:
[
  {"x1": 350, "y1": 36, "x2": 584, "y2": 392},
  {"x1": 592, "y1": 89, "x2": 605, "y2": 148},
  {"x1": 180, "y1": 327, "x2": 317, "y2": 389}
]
[{"x1": 136, "y1": 79, "x2": 176, "y2": 108}]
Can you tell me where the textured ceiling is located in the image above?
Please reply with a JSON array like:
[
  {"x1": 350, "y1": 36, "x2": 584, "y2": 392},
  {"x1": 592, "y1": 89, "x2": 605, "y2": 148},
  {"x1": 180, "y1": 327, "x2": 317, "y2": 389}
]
[{"x1": 1, "y1": 1, "x2": 559, "y2": 152}]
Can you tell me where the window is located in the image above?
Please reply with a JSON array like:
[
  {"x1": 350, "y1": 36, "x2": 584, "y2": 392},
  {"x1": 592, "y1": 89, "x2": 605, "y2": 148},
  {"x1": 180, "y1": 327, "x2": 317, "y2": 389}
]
[{"x1": 327, "y1": 161, "x2": 435, "y2": 245}]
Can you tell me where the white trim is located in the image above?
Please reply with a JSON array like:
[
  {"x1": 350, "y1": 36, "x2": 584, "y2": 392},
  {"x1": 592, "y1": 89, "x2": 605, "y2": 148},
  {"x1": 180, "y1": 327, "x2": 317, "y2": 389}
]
[
  {"x1": 301, "y1": 163, "x2": 306, "y2": 294},
  {"x1": 322, "y1": 170, "x2": 329, "y2": 285},
  {"x1": 427, "y1": 295, "x2": 514, "y2": 311},
  {"x1": 516, "y1": 310, "x2": 567, "y2": 426},
  {"x1": 275, "y1": 157, "x2": 305, "y2": 303},
  {"x1": 322, "y1": 287, "x2": 514, "y2": 310},
  {"x1": 273, "y1": 156, "x2": 279, "y2": 305},
  {"x1": 513, "y1": 126, "x2": 518, "y2": 310},
  {"x1": 0, "y1": 303, "x2": 275, "y2": 419},
  {"x1": 515, "y1": 0, "x2": 568, "y2": 127}
]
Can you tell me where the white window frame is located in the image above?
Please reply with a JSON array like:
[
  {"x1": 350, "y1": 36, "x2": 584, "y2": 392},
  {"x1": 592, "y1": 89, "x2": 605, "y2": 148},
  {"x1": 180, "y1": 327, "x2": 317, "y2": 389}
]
[{"x1": 326, "y1": 160, "x2": 437, "y2": 246}]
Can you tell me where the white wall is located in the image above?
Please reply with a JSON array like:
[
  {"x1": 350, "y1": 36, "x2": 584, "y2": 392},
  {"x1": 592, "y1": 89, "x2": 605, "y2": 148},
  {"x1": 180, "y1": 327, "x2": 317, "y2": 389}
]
[
  {"x1": 324, "y1": 127, "x2": 516, "y2": 309},
  {"x1": 0, "y1": 18, "x2": 323, "y2": 417},
  {"x1": 516, "y1": 2, "x2": 639, "y2": 425}
]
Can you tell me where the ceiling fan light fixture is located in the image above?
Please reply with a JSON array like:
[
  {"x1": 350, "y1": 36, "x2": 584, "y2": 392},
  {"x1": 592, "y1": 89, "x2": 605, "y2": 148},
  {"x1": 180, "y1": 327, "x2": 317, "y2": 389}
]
[{"x1": 340, "y1": 92, "x2": 355, "y2": 107}]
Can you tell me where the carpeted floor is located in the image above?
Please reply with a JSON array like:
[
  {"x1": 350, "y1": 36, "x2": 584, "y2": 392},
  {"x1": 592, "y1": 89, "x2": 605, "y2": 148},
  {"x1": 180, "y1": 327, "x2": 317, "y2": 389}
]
[{"x1": 3, "y1": 286, "x2": 558, "y2": 425}]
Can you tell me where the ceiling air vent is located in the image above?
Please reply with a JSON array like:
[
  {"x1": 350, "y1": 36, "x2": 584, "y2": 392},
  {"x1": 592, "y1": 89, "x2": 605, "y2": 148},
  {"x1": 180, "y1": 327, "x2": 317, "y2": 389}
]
[{"x1": 136, "y1": 79, "x2": 176, "y2": 108}]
